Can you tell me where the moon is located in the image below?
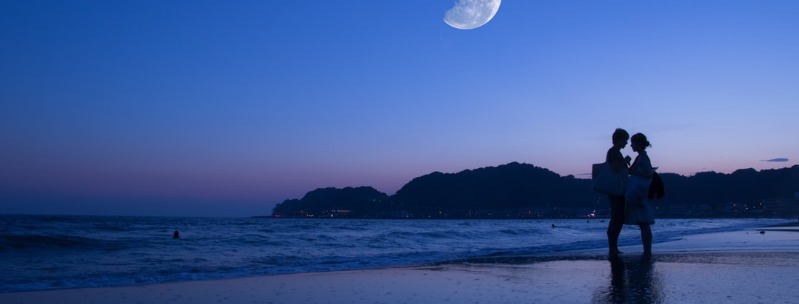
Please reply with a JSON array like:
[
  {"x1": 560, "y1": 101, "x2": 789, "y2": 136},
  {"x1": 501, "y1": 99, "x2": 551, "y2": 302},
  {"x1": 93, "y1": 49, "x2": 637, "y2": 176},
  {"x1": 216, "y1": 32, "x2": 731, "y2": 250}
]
[{"x1": 443, "y1": 0, "x2": 501, "y2": 30}]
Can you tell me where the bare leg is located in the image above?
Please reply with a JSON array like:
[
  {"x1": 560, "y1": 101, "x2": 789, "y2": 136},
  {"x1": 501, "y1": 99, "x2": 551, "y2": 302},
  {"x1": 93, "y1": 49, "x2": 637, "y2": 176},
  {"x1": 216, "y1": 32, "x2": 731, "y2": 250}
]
[
  {"x1": 607, "y1": 195, "x2": 625, "y2": 255},
  {"x1": 640, "y1": 223, "x2": 652, "y2": 255}
]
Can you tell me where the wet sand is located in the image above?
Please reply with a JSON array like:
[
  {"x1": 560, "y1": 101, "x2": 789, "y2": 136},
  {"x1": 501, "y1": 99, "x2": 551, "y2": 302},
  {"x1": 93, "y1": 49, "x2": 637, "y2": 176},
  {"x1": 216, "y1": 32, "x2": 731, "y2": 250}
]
[{"x1": 2, "y1": 226, "x2": 797, "y2": 304}]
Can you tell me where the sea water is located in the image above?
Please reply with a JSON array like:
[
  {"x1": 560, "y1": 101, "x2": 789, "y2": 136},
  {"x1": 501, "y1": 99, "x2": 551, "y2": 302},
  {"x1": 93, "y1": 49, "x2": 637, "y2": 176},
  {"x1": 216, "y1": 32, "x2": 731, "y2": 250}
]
[{"x1": 0, "y1": 215, "x2": 787, "y2": 292}]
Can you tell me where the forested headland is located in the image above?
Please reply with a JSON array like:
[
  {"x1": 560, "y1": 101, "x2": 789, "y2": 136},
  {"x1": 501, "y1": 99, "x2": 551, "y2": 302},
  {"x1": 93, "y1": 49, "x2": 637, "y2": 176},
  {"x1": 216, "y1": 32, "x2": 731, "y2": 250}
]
[{"x1": 271, "y1": 162, "x2": 799, "y2": 219}]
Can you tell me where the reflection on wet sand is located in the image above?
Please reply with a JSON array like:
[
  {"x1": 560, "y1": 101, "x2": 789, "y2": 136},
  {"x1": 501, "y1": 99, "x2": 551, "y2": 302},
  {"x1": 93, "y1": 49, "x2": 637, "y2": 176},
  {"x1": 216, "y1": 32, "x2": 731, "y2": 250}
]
[{"x1": 593, "y1": 255, "x2": 664, "y2": 303}]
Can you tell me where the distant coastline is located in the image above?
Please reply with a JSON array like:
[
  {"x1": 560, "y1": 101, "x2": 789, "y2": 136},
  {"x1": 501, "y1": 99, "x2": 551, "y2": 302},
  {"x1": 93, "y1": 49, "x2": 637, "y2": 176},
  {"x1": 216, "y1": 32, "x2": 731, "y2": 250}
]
[{"x1": 271, "y1": 162, "x2": 799, "y2": 219}]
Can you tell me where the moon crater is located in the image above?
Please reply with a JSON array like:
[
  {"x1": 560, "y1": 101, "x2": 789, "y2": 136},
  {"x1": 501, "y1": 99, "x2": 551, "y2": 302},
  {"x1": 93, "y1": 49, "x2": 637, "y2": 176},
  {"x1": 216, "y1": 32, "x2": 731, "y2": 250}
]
[{"x1": 444, "y1": 0, "x2": 501, "y2": 30}]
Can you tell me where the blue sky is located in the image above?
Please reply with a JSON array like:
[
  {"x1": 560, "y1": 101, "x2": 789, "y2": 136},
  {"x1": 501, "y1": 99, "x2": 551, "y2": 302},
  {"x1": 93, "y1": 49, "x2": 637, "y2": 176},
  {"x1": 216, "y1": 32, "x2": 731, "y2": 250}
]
[{"x1": 2, "y1": 1, "x2": 798, "y2": 216}]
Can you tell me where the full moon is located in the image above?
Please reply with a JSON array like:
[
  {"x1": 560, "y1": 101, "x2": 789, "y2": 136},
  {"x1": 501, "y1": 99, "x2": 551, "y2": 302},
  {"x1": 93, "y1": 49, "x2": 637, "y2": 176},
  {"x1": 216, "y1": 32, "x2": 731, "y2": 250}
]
[{"x1": 443, "y1": 0, "x2": 501, "y2": 30}]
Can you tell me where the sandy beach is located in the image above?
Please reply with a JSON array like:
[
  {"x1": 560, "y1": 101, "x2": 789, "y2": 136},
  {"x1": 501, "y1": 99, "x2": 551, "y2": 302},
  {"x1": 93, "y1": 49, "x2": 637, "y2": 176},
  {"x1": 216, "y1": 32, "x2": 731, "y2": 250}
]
[{"x1": 2, "y1": 225, "x2": 797, "y2": 304}]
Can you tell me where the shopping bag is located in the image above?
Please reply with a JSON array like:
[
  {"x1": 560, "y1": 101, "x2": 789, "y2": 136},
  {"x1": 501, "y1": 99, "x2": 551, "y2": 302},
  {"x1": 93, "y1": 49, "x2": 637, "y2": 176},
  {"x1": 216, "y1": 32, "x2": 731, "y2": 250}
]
[{"x1": 592, "y1": 162, "x2": 627, "y2": 196}]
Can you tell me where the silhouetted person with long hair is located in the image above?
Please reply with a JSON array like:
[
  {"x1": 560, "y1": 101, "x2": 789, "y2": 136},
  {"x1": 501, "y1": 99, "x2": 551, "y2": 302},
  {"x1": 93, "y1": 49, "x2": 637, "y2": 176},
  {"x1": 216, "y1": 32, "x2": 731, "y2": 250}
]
[
  {"x1": 625, "y1": 133, "x2": 655, "y2": 255},
  {"x1": 606, "y1": 128, "x2": 631, "y2": 256}
]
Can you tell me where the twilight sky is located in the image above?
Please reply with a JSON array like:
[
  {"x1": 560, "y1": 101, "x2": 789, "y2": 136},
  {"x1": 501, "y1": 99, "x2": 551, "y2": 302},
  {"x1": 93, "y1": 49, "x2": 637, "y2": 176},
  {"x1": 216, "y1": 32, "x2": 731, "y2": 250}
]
[{"x1": 2, "y1": 1, "x2": 798, "y2": 217}]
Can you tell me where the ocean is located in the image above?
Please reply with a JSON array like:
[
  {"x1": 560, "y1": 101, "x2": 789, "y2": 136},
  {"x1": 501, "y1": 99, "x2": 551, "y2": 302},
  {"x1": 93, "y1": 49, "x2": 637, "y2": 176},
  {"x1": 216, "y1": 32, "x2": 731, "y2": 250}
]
[{"x1": 0, "y1": 215, "x2": 787, "y2": 293}]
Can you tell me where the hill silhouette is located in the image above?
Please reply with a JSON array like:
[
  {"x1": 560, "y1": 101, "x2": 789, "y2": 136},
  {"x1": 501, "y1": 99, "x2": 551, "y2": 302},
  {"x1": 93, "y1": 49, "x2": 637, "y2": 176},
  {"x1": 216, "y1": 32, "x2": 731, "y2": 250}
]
[
  {"x1": 392, "y1": 162, "x2": 591, "y2": 217},
  {"x1": 271, "y1": 186, "x2": 390, "y2": 218},
  {"x1": 271, "y1": 162, "x2": 799, "y2": 219}
]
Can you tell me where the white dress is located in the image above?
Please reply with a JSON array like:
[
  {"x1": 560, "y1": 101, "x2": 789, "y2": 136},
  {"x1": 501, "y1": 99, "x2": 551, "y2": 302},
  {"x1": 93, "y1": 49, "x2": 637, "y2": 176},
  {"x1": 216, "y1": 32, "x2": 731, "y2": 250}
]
[{"x1": 624, "y1": 152, "x2": 655, "y2": 225}]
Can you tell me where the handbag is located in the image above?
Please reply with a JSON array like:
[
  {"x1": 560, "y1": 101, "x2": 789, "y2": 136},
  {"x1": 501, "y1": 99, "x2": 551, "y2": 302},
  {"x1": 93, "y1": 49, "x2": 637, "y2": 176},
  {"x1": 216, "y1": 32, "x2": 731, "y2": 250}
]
[{"x1": 592, "y1": 162, "x2": 627, "y2": 196}]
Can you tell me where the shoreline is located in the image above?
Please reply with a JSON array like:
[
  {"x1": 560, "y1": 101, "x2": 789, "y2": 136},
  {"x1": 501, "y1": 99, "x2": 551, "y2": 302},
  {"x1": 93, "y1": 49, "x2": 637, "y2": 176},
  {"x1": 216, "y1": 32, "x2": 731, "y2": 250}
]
[
  {"x1": 2, "y1": 226, "x2": 797, "y2": 304},
  {"x1": 2, "y1": 250, "x2": 798, "y2": 304}
]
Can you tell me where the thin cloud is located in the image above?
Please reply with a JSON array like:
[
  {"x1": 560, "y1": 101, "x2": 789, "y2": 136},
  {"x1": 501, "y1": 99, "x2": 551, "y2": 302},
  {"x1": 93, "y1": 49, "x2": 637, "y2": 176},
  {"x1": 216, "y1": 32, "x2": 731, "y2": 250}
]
[{"x1": 761, "y1": 158, "x2": 789, "y2": 162}]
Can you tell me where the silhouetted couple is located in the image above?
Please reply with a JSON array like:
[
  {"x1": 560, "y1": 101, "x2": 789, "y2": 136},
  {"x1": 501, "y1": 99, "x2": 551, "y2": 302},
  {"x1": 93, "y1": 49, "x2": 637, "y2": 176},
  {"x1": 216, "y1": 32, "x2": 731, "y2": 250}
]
[{"x1": 606, "y1": 128, "x2": 655, "y2": 256}]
